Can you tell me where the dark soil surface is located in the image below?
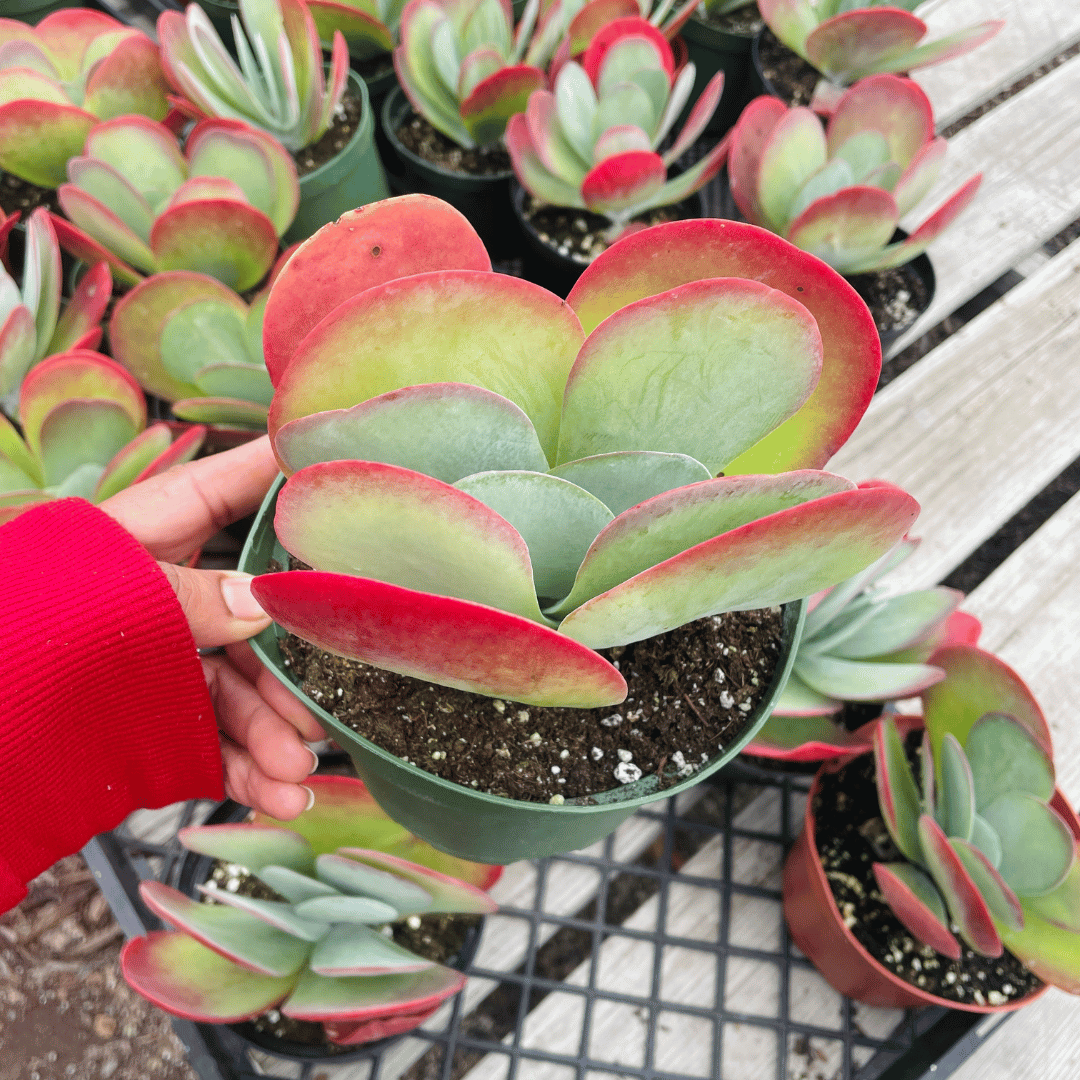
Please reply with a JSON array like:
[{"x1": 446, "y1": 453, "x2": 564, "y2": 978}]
[
  {"x1": 699, "y1": 3, "x2": 762, "y2": 35},
  {"x1": 0, "y1": 173, "x2": 61, "y2": 218},
  {"x1": 277, "y1": 598, "x2": 784, "y2": 803},
  {"x1": 756, "y1": 27, "x2": 821, "y2": 107},
  {"x1": 847, "y1": 261, "x2": 931, "y2": 338},
  {"x1": 396, "y1": 112, "x2": 511, "y2": 176},
  {"x1": 814, "y1": 745, "x2": 1043, "y2": 1006},
  {"x1": 294, "y1": 88, "x2": 366, "y2": 176}
]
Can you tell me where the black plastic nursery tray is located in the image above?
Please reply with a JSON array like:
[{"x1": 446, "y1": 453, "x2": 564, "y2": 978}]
[{"x1": 84, "y1": 765, "x2": 1011, "y2": 1080}]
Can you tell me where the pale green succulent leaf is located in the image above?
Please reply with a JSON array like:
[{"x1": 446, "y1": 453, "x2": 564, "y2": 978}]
[
  {"x1": 308, "y1": 923, "x2": 434, "y2": 977},
  {"x1": 196, "y1": 885, "x2": 330, "y2": 941},
  {"x1": 66, "y1": 158, "x2": 155, "y2": 243},
  {"x1": 594, "y1": 81, "x2": 655, "y2": 146},
  {"x1": 282, "y1": 963, "x2": 464, "y2": 1020},
  {"x1": 160, "y1": 300, "x2": 251, "y2": 384},
  {"x1": 549, "y1": 451, "x2": 711, "y2": 517},
  {"x1": 964, "y1": 711, "x2": 1056, "y2": 810},
  {"x1": 315, "y1": 853, "x2": 433, "y2": 915},
  {"x1": 1022, "y1": 857, "x2": 1080, "y2": 933},
  {"x1": 772, "y1": 672, "x2": 839, "y2": 716},
  {"x1": 829, "y1": 587, "x2": 960, "y2": 659},
  {"x1": 969, "y1": 812, "x2": 1002, "y2": 868},
  {"x1": 794, "y1": 654, "x2": 941, "y2": 702},
  {"x1": 256, "y1": 865, "x2": 341, "y2": 904},
  {"x1": 757, "y1": 106, "x2": 827, "y2": 231},
  {"x1": 194, "y1": 361, "x2": 275, "y2": 406},
  {"x1": 555, "y1": 63, "x2": 598, "y2": 165},
  {"x1": 938, "y1": 734, "x2": 974, "y2": 841},
  {"x1": 294, "y1": 895, "x2": 401, "y2": 926},
  {"x1": 180, "y1": 823, "x2": 316, "y2": 874},
  {"x1": 38, "y1": 400, "x2": 138, "y2": 487},
  {"x1": 83, "y1": 121, "x2": 186, "y2": 212},
  {"x1": 981, "y1": 793, "x2": 1075, "y2": 897},
  {"x1": 786, "y1": 158, "x2": 854, "y2": 225},
  {"x1": 92, "y1": 425, "x2": 174, "y2": 502},
  {"x1": 51, "y1": 461, "x2": 105, "y2": 500},
  {"x1": 172, "y1": 398, "x2": 269, "y2": 427},
  {"x1": 831, "y1": 130, "x2": 890, "y2": 183},
  {"x1": 432, "y1": 18, "x2": 461, "y2": 95}
]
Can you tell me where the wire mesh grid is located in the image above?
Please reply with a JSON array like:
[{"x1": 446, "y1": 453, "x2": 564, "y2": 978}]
[{"x1": 83, "y1": 764, "x2": 1005, "y2": 1080}]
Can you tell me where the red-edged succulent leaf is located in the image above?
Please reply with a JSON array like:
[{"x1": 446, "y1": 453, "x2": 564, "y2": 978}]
[
  {"x1": 746, "y1": 712, "x2": 877, "y2": 762},
  {"x1": 253, "y1": 571, "x2": 627, "y2": 707},
  {"x1": 891, "y1": 137, "x2": 947, "y2": 220},
  {"x1": 262, "y1": 196, "x2": 491, "y2": 385},
  {"x1": 308, "y1": 0, "x2": 395, "y2": 60},
  {"x1": 566, "y1": 218, "x2": 879, "y2": 473},
  {"x1": 873, "y1": 714, "x2": 922, "y2": 863},
  {"x1": 314, "y1": 852, "x2": 433, "y2": 912},
  {"x1": 335, "y1": 850, "x2": 499, "y2": 914},
  {"x1": 92, "y1": 423, "x2": 173, "y2": 502},
  {"x1": 825, "y1": 73, "x2": 932, "y2": 171},
  {"x1": 568, "y1": 0, "x2": 640, "y2": 55},
  {"x1": 49, "y1": 262, "x2": 112, "y2": 356},
  {"x1": 0, "y1": 99, "x2": 97, "y2": 189},
  {"x1": 282, "y1": 964, "x2": 466, "y2": 1022},
  {"x1": 794, "y1": 655, "x2": 944, "y2": 702},
  {"x1": 120, "y1": 932, "x2": 297, "y2": 1023},
  {"x1": 663, "y1": 71, "x2": 725, "y2": 167},
  {"x1": 0, "y1": 305, "x2": 35, "y2": 398},
  {"x1": 873, "y1": 861, "x2": 961, "y2": 959},
  {"x1": 82, "y1": 33, "x2": 171, "y2": 122},
  {"x1": 862, "y1": 20, "x2": 1004, "y2": 80},
  {"x1": 580, "y1": 151, "x2": 667, "y2": 215},
  {"x1": 304, "y1": 923, "x2": 432, "y2": 976},
  {"x1": 728, "y1": 95, "x2": 789, "y2": 226},
  {"x1": 784, "y1": 185, "x2": 898, "y2": 269},
  {"x1": 324, "y1": 1002, "x2": 441, "y2": 1044},
  {"x1": 581, "y1": 17, "x2": 673, "y2": 86},
  {"x1": 198, "y1": 885, "x2": 333, "y2": 940},
  {"x1": 804, "y1": 8, "x2": 926, "y2": 81},
  {"x1": 128, "y1": 422, "x2": 205, "y2": 484},
  {"x1": 951, "y1": 838, "x2": 1024, "y2": 932},
  {"x1": 460, "y1": 64, "x2": 545, "y2": 147},
  {"x1": 137, "y1": 882, "x2": 311, "y2": 977},
  {"x1": 179, "y1": 823, "x2": 316, "y2": 874},
  {"x1": 940, "y1": 611, "x2": 982, "y2": 647},
  {"x1": 30, "y1": 9, "x2": 126, "y2": 75},
  {"x1": 756, "y1": 106, "x2": 828, "y2": 232}
]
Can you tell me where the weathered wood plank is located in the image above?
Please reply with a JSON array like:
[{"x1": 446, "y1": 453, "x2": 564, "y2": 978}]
[
  {"x1": 828, "y1": 237, "x2": 1080, "y2": 595},
  {"x1": 888, "y1": 53, "x2": 1080, "y2": 357}
]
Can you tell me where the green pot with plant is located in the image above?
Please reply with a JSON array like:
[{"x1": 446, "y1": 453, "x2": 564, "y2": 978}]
[
  {"x1": 158, "y1": 0, "x2": 389, "y2": 243},
  {"x1": 235, "y1": 193, "x2": 917, "y2": 863}
]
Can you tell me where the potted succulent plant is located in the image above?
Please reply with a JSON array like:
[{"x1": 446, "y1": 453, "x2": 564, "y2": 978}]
[
  {"x1": 307, "y1": 0, "x2": 404, "y2": 107},
  {"x1": 746, "y1": 522, "x2": 981, "y2": 764},
  {"x1": 727, "y1": 75, "x2": 981, "y2": 342},
  {"x1": 785, "y1": 644, "x2": 1080, "y2": 1010},
  {"x1": 0, "y1": 8, "x2": 172, "y2": 211},
  {"x1": 158, "y1": 0, "x2": 389, "y2": 241},
  {"x1": 234, "y1": 194, "x2": 918, "y2": 864},
  {"x1": 505, "y1": 16, "x2": 729, "y2": 293},
  {"x1": 753, "y1": 0, "x2": 1002, "y2": 111},
  {"x1": 121, "y1": 774, "x2": 500, "y2": 1056},
  {"x1": 0, "y1": 349, "x2": 205, "y2": 524}
]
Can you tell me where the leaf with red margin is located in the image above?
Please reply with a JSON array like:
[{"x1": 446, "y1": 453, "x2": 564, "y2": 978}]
[
  {"x1": 825, "y1": 73, "x2": 932, "y2": 171},
  {"x1": 33, "y1": 9, "x2": 126, "y2": 76},
  {"x1": 282, "y1": 964, "x2": 466, "y2": 1021},
  {"x1": 92, "y1": 423, "x2": 173, "y2": 502},
  {"x1": 251, "y1": 572, "x2": 627, "y2": 707},
  {"x1": 172, "y1": 398, "x2": 268, "y2": 427},
  {"x1": 48, "y1": 261, "x2": 112, "y2": 356},
  {"x1": 854, "y1": 20, "x2": 1004, "y2": 80},
  {"x1": 890, "y1": 137, "x2": 946, "y2": 219},
  {"x1": 49, "y1": 212, "x2": 143, "y2": 289},
  {"x1": 523, "y1": 90, "x2": 589, "y2": 183},
  {"x1": 756, "y1": 106, "x2": 827, "y2": 232},
  {"x1": 873, "y1": 862, "x2": 961, "y2": 959},
  {"x1": 324, "y1": 1002, "x2": 441, "y2": 1044},
  {"x1": 567, "y1": 218, "x2": 879, "y2": 474},
  {"x1": 795, "y1": 654, "x2": 945, "y2": 701},
  {"x1": 165, "y1": 176, "x2": 250, "y2": 208},
  {"x1": 82, "y1": 33, "x2": 171, "y2": 122},
  {"x1": 919, "y1": 812, "x2": 1003, "y2": 957},
  {"x1": 0, "y1": 305, "x2": 35, "y2": 398},
  {"x1": 580, "y1": 151, "x2": 667, "y2": 215},
  {"x1": 130, "y1": 422, "x2": 205, "y2": 483},
  {"x1": 771, "y1": 670, "x2": 840, "y2": 717},
  {"x1": 334, "y1": 850, "x2": 499, "y2": 914},
  {"x1": 0, "y1": 99, "x2": 97, "y2": 188},
  {"x1": 557, "y1": 483, "x2": 918, "y2": 648},
  {"x1": 746, "y1": 713, "x2": 877, "y2": 762},
  {"x1": 308, "y1": 0, "x2": 394, "y2": 61},
  {"x1": 460, "y1": 63, "x2": 545, "y2": 148},
  {"x1": 56, "y1": 185, "x2": 156, "y2": 278},
  {"x1": 120, "y1": 932, "x2": 298, "y2": 1023},
  {"x1": 728, "y1": 95, "x2": 788, "y2": 225},
  {"x1": 756, "y1": 0, "x2": 818, "y2": 57},
  {"x1": 663, "y1": 71, "x2": 724, "y2": 167},
  {"x1": 784, "y1": 185, "x2": 898, "y2": 272},
  {"x1": 581, "y1": 17, "x2": 673, "y2": 85},
  {"x1": 951, "y1": 838, "x2": 1024, "y2": 932},
  {"x1": 805, "y1": 8, "x2": 926, "y2": 80},
  {"x1": 0, "y1": 490, "x2": 52, "y2": 525},
  {"x1": 505, "y1": 112, "x2": 586, "y2": 208},
  {"x1": 873, "y1": 713, "x2": 922, "y2": 862},
  {"x1": 568, "y1": 0, "x2": 640, "y2": 55},
  {"x1": 262, "y1": 195, "x2": 490, "y2": 385}
]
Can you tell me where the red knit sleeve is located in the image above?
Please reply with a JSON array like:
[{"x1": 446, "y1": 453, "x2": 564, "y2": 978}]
[{"x1": 0, "y1": 498, "x2": 224, "y2": 912}]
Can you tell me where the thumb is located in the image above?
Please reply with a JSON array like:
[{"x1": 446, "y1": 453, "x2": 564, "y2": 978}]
[{"x1": 159, "y1": 565, "x2": 272, "y2": 648}]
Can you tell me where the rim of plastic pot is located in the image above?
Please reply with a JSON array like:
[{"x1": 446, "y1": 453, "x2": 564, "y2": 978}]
[
  {"x1": 784, "y1": 752, "x2": 1080, "y2": 1011},
  {"x1": 298, "y1": 69, "x2": 377, "y2": 197},
  {"x1": 683, "y1": 12, "x2": 759, "y2": 52},
  {"x1": 240, "y1": 474, "x2": 807, "y2": 863},
  {"x1": 381, "y1": 85, "x2": 514, "y2": 189},
  {"x1": 175, "y1": 797, "x2": 486, "y2": 1063}
]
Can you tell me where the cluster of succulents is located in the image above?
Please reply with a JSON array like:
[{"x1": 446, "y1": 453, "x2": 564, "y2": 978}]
[
  {"x1": 0, "y1": 208, "x2": 111, "y2": 404},
  {"x1": 0, "y1": 348, "x2": 204, "y2": 524},
  {"x1": 758, "y1": 0, "x2": 1002, "y2": 111},
  {"x1": 507, "y1": 17, "x2": 729, "y2": 232},
  {"x1": 157, "y1": 0, "x2": 349, "y2": 153},
  {"x1": 247, "y1": 195, "x2": 918, "y2": 710},
  {"x1": 49, "y1": 115, "x2": 299, "y2": 290},
  {"x1": 871, "y1": 646, "x2": 1080, "y2": 990},
  {"x1": 727, "y1": 75, "x2": 981, "y2": 274},
  {"x1": 121, "y1": 775, "x2": 500, "y2": 1043},
  {"x1": 0, "y1": 8, "x2": 171, "y2": 187}
]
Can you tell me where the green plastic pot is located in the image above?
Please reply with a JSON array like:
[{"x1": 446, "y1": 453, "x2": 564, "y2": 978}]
[
  {"x1": 680, "y1": 16, "x2": 758, "y2": 137},
  {"x1": 241, "y1": 475, "x2": 807, "y2": 864},
  {"x1": 286, "y1": 71, "x2": 389, "y2": 243},
  {"x1": 5, "y1": 0, "x2": 81, "y2": 21}
]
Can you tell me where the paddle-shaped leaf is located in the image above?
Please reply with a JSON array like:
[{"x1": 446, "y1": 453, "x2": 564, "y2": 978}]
[
  {"x1": 964, "y1": 711, "x2": 1055, "y2": 810},
  {"x1": 179, "y1": 822, "x2": 316, "y2": 873},
  {"x1": 951, "y1": 839, "x2": 1024, "y2": 933},
  {"x1": 549, "y1": 452, "x2": 711, "y2": 517},
  {"x1": 315, "y1": 853, "x2": 433, "y2": 913},
  {"x1": 980, "y1": 794, "x2": 1075, "y2": 897},
  {"x1": 873, "y1": 714, "x2": 921, "y2": 863},
  {"x1": 872, "y1": 862, "x2": 960, "y2": 960},
  {"x1": 308, "y1": 924, "x2": 435, "y2": 975},
  {"x1": 336, "y1": 850, "x2": 499, "y2": 914},
  {"x1": 283, "y1": 964, "x2": 466, "y2": 1021},
  {"x1": 196, "y1": 885, "x2": 331, "y2": 941}
]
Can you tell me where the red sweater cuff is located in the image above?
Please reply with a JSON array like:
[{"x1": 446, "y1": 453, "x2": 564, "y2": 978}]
[{"x1": 0, "y1": 498, "x2": 224, "y2": 902}]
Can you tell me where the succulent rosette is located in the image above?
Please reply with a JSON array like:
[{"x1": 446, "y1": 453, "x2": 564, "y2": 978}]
[
  {"x1": 507, "y1": 17, "x2": 729, "y2": 232},
  {"x1": 0, "y1": 349, "x2": 205, "y2": 525},
  {"x1": 748, "y1": 523, "x2": 982, "y2": 761},
  {"x1": 245, "y1": 195, "x2": 919, "y2": 711},
  {"x1": 758, "y1": 0, "x2": 1002, "y2": 111},
  {"x1": 121, "y1": 775, "x2": 500, "y2": 1043},
  {"x1": 870, "y1": 646, "x2": 1080, "y2": 993},
  {"x1": 49, "y1": 115, "x2": 299, "y2": 291},
  {"x1": 0, "y1": 8, "x2": 172, "y2": 188},
  {"x1": 158, "y1": 0, "x2": 349, "y2": 153},
  {"x1": 0, "y1": 207, "x2": 111, "y2": 404},
  {"x1": 395, "y1": 0, "x2": 546, "y2": 149},
  {"x1": 728, "y1": 75, "x2": 981, "y2": 274}
]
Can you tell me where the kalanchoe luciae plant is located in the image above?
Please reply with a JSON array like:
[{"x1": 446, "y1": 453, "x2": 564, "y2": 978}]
[
  {"x1": 121, "y1": 775, "x2": 500, "y2": 1044},
  {"x1": 306, "y1": 0, "x2": 407, "y2": 61},
  {"x1": 728, "y1": 75, "x2": 981, "y2": 274},
  {"x1": 871, "y1": 645, "x2": 1080, "y2": 990},
  {"x1": 0, "y1": 8, "x2": 172, "y2": 188},
  {"x1": 395, "y1": 0, "x2": 546, "y2": 149},
  {"x1": 49, "y1": 115, "x2": 299, "y2": 291},
  {"x1": 247, "y1": 195, "x2": 919, "y2": 710},
  {"x1": 0, "y1": 349, "x2": 205, "y2": 525},
  {"x1": 157, "y1": 0, "x2": 349, "y2": 153},
  {"x1": 507, "y1": 17, "x2": 730, "y2": 236},
  {"x1": 0, "y1": 207, "x2": 111, "y2": 405},
  {"x1": 757, "y1": 0, "x2": 1002, "y2": 112},
  {"x1": 748, "y1": 521, "x2": 982, "y2": 761}
]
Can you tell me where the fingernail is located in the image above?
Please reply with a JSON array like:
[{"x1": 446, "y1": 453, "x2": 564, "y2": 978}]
[
  {"x1": 306, "y1": 745, "x2": 319, "y2": 775},
  {"x1": 221, "y1": 573, "x2": 268, "y2": 622},
  {"x1": 301, "y1": 785, "x2": 316, "y2": 813}
]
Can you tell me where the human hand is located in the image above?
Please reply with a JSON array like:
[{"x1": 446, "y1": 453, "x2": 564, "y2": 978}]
[{"x1": 101, "y1": 435, "x2": 326, "y2": 819}]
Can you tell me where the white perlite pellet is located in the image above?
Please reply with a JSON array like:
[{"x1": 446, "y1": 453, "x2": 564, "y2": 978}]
[{"x1": 614, "y1": 761, "x2": 642, "y2": 784}]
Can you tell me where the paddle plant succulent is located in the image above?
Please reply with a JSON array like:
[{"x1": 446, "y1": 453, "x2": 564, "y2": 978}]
[
  {"x1": 757, "y1": 0, "x2": 1002, "y2": 111},
  {"x1": 0, "y1": 207, "x2": 111, "y2": 404},
  {"x1": 0, "y1": 8, "x2": 171, "y2": 187},
  {"x1": 247, "y1": 195, "x2": 919, "y2": 710},
  {"x1": 306, "y1": 0, "x2": 406, "y2": 61},
  {"x1": 121, "y1": 775, "x2": 500, "y2": 1043},
  {"x1": 49, "y1": 115, "x2": 299, "y2": 291},
  {"x1": 157, "y1": 0, "x2": 349, "y2": 153},
  {"x1": 728, "y1": 75, "x2": 981, "y2": 274},
  {"x1": 871, "y1": 645, "x2": 1080, "y2": 988},
  {"x1": 395, "y1": 0, "x2": 546, "y2": 149},
  {"x1": 0, "y1": 349, "x2": 205, "y2": 525},
  {"x1": 507, "y1": 17, "x2": 730, "y2": 233}
]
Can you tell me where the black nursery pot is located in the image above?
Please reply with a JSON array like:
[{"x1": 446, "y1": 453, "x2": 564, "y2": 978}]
[
  {"x1": 510, "y1": 182, "x2": 705, "y2": 298},
  {"x1": 680, "y1": 16, "x2": 758, "y2": 137},
  {"x1": 380, "y1": 86, "x2": 518, "y2": 258},
  {"x1": 175, "y1": 798, "x2": 484, "y2": 1065}
]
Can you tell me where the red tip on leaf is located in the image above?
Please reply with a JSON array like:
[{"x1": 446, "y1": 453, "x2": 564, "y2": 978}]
[
  {"x1": 581, "y1": 151, "x2": 666, "y2": 214},
  {"x1": 873, "y1": 863, "x2": 962, "y2": 959},
  {"x1": 581, "y1": 17, "x2": 674, "y2": 86}
]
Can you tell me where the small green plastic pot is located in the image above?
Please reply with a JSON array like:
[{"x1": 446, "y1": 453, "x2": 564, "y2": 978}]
[
  {"x1": 680, "y1": 16, "x2": 758, "y2": 137},
  {"x1": 241, "y1": 476, "x2": 807, "y2": 864},
  {"x1": 5, "y1": 0, "x2": 81, "y2": 22},
  {"x1": 286, "y1": 71, "x2": 390, "y2": 243}
]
